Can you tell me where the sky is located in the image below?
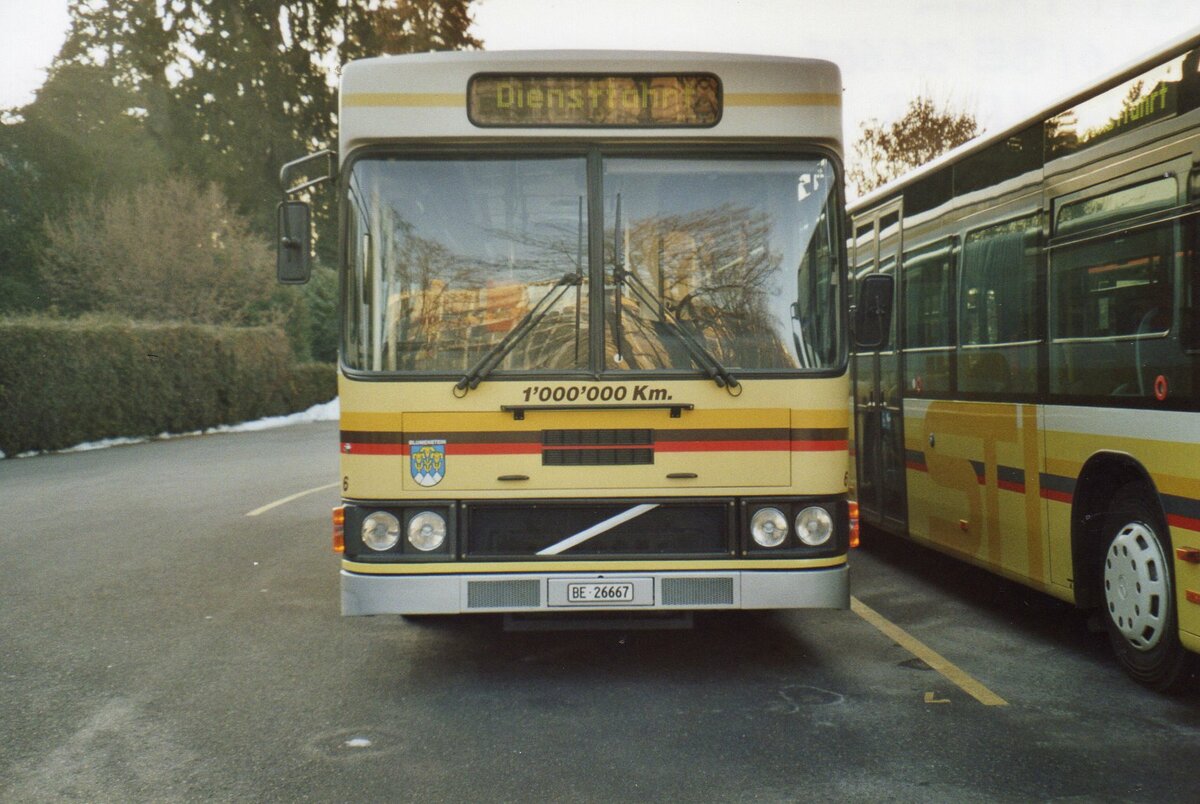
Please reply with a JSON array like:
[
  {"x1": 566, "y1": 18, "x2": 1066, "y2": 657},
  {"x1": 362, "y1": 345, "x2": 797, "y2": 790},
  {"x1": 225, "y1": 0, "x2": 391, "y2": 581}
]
[{"x1": 2, "y1": 1, "x2": 1199, "y2": 146}]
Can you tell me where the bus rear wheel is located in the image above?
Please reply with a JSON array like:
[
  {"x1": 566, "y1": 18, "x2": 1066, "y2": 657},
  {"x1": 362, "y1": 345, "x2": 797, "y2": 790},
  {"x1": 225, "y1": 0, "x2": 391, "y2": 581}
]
[{"x1": 1098, "y1": 486, "x2": 1194, "y2": 692}]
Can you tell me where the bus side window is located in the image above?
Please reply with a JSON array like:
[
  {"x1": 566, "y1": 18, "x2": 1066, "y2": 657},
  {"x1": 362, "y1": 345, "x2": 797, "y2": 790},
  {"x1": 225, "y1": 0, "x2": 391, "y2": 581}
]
[
  {"x1": 794, "y1": 210, "x2": 839, "y2": 368},
  {"x1": 1049, "y1": 176, "x2": 1186, "y2": 397},
  {"x1": 957, "y1": 215, "x2": 1039, "y2": 394},
  {"x1": 1186, "y1": 168, "x2": 1200, "y2": 352},
  {"x1": 902, "y1": 239, "x2": 956, "y2": 395}
]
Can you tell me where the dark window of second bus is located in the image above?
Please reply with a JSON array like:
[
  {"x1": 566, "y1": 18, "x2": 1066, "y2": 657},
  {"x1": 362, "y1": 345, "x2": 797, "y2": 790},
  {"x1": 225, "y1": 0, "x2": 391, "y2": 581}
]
[
  {"x1": 1187, "y1": 169, "x2": 1200, "y2": 352},
  {"x1": 958, "y1": 214, "x2": 1040, "y2": 394},
  {"x1": 902, "y1": 239, "x2": 955, "y2": 395},
  {"x1": 1049, "y1": 176, "x2": 1187, "y2": 399}
]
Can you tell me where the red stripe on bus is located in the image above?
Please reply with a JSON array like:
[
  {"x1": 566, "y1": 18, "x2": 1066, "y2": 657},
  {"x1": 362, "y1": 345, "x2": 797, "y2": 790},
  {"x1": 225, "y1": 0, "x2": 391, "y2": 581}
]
[
  {"x1": 658, "y1": 440, "x2": 792, "y2": 452},
  {"x1": 446, "y1": 443, "x2": 541, "y2": 455},
  {"x1": 905, "y1": 461, "x2": 928, "y2": 472},
  {"x1": 791, "y1": 439, "x2": 848, "y2": 452},
  {"x1": 997, "y1": 480, "x2": 1026, "y2": 494},
  {"x1": 1167, "y1": 514, "x2": 1200, "y2": 534},
  {"x1": 1040, "y1": 488, "x2": 1074, "y2": 504},
  {"x1": 345, "y1": 438, "x2": 845, "y2": 455}
]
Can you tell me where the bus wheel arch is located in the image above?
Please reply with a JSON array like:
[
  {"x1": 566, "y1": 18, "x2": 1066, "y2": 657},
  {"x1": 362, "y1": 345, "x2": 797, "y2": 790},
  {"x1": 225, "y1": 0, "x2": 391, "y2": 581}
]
[
  {"x1": 1072, "y1": 457, "x2": 1194, "y2": 690},
  {"x1": 1070, "y1": 453, "x2": 1154, "y2": 611}
]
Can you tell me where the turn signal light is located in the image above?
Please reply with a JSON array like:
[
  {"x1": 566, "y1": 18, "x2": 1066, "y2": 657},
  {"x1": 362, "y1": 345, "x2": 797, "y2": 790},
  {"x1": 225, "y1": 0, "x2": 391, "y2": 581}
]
[
  {"x1": 848, "y1": 500, "x2": 860, "y2": 549},
  {"x1": 1176, "y1": 546, "x2": 1200, "y2": 564},
  {"x1": 1186, "y1": 590, "x2": 1200, "y2": 606},
  {"x1": 332, "y1": 506, "x2": 346, "y2": 553}
]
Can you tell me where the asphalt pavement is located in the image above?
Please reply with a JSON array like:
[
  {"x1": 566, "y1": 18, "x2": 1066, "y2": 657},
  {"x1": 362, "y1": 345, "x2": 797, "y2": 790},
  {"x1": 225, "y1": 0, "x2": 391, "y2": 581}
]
[{"x1": 1, "y1": 420, "x2": 1197, "y2": 802}]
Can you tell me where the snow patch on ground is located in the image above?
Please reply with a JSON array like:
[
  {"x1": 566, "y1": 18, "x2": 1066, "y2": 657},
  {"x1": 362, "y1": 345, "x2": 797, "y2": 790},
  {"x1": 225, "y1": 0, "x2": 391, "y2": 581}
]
[{"x1": 3, "y1": 398, "x2": 340, "y2": 460}]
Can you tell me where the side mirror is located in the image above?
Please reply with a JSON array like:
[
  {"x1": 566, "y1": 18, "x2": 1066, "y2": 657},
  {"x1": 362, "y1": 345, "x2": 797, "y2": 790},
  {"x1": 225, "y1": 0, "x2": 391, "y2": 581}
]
[
  {"x1": 277, "y1": 200, "x2": 312, "y2": 284},
  {"x1": 853, "y1": 273, "x2": 895, "y2": 350}
]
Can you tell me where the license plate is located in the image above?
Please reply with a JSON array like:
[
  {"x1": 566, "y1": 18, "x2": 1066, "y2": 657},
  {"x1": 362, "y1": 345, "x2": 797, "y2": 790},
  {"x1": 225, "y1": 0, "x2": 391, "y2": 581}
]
[
  {"x1": 567, "y1": 581, "x2": 634, "y2": 603},
  {"x1": 548, "y1": 577, "x2": 653, "y2": 607}
]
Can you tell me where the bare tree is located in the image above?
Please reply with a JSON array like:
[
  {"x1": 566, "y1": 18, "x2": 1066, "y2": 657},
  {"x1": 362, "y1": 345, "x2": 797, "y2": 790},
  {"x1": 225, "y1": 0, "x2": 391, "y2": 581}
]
[
  {"x1": 849, "y1": 95, "x2": 981, "y2": 197},
  {"x1": 40, "y1": 177, "x2": 275, "y2": 325}
]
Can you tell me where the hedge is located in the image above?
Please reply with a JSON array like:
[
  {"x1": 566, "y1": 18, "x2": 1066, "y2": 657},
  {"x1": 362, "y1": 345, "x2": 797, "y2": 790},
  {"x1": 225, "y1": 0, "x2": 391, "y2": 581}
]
[{"x1": 0, "y1": 317, "x2": 336, "y2": 455}]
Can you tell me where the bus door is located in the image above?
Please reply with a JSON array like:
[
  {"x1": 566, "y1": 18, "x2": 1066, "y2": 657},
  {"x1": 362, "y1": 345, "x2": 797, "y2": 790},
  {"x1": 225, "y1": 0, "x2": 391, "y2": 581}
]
[{"x1": 852, "y1": 202, "x2": 907, "y2": 531}]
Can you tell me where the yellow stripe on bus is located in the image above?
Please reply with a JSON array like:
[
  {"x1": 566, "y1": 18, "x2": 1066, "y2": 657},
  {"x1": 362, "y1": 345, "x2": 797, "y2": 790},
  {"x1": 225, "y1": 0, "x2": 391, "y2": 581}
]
[
  {"x1": 343, "y1": 92, "x2": 462, "y2": 108},
  {"x1": 724, "y1": 92, "x2": 841, "y2": 108}
]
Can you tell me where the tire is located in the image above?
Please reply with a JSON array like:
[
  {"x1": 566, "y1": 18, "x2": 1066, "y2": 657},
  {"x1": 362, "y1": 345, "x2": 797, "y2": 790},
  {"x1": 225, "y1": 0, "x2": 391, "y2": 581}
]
[{"x1": 1099, "y1": 486, "x2": 1195, "y2": 692}]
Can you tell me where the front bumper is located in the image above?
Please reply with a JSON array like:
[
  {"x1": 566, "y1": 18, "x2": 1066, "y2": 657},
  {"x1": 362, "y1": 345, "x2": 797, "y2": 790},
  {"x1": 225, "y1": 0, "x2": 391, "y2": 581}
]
[{"x1": 340, "y1": 565, "x2": 849, "y2": 615}]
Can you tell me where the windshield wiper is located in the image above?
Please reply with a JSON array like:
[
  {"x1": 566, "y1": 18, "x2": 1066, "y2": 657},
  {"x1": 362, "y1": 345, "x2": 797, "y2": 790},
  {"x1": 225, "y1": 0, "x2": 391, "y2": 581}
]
[
  {"x1": 611, "y1": 194, "x2": 737, "y2": 391},
  {"x1": 454, "y1": 272, "x2": 583, "y2": 395},
  {"x1": 615, "y1": 268, "x2": 740, "y2": 392}
]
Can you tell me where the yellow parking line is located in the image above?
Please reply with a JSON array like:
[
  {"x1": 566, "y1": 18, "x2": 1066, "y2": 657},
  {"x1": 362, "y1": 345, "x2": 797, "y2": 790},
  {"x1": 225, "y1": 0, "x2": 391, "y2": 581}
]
[
  {"x1": 246, "y1": 483, "x2": 340, "y2": 517},
  {"x1": 851, "y1": 596, "x2": 1008, "y2": 707}
]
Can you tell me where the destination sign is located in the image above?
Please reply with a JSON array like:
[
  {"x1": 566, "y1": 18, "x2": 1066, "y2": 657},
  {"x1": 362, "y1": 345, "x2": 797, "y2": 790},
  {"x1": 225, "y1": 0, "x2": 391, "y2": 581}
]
[{"x1": 468, "y1": 73, "x2": 721, "y2": 128}]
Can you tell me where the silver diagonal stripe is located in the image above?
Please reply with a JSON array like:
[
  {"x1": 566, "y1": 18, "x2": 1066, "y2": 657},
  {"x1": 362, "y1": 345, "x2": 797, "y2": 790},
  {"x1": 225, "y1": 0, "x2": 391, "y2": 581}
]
[{"x1": 535, "y1": 504, "x2": 661, "y2": 556}]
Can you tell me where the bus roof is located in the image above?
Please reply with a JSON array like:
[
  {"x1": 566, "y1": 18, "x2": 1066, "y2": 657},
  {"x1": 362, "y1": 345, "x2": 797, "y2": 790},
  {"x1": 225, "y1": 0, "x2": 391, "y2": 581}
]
[
  {"x1": 339, "y1": 50, "x2": 842, "y2": 155},
  {"x1": 850, "y1": 26, "x2": 1200, "y2": 212}
]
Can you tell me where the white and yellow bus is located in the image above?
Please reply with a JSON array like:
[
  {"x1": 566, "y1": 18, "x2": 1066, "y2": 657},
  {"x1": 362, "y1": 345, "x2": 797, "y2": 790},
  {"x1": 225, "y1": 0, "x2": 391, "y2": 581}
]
[
  {"x1": 849, "y1": 30, "x2": 1200, "y2": 689},
  {"x1": 278, "y1": 51, "x2": 859, "y2": 619}
]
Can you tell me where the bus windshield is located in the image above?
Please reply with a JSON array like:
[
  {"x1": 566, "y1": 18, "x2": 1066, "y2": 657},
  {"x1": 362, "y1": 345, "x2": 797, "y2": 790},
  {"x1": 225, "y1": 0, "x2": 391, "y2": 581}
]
[
  {"x1": 343, "y1": 153, "x2": 841, "y2": 374},
  {"x1": 605, "y1": 157, "x2": 840, "y2": 372}
]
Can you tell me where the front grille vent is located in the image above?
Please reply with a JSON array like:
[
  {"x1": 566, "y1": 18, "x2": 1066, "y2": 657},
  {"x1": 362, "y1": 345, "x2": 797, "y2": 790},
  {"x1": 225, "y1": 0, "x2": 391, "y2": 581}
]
[
  {"x1": 467, "y1": 580, "x2": 541, "y2": 609},
  {"x1": 661, "y1": 577, "x2": 735, "y2": 606},
  {"x1": 542, "y1": 429, "x2": 654, "y2": 466}
]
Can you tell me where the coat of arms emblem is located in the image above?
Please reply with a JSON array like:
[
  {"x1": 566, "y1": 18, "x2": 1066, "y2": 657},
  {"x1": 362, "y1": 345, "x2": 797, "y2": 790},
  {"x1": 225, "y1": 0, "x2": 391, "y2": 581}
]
[{"x1": 409, "y1": 440, "x2": 446, "y2": 487}]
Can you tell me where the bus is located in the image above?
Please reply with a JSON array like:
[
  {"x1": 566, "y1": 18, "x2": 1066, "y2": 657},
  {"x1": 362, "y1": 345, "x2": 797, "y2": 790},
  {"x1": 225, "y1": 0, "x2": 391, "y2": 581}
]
[
  {"x1": 848, "y1": 30, "x2": 1200, "y2": 689},
  {"x1": 277, "y1": 50, "x2": 863, "y2": 621}
]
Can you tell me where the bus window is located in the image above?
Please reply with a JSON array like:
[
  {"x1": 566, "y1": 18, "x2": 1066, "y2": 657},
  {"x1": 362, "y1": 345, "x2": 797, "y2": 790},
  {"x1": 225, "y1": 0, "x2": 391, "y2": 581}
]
[
  {"x1": 1049, "y1": 178, "x2": 1189, "y2": 397},
  {"x1": 1180, "y1": 214, "x2": 1199, "y2": 355},
  {"x1": 602, "y1": 157, "x2": 841, "y2": 372},
  {"x1": 902, "y1": 239, "x2": 956, "y2": 395},
  {"x1": 957, "y1": 215, "x2": 1039, "y2": 394},
  {"x1": 343, "y1": 156, "x2": 590, "y2": 374},
  {"x1": 1188, "y1": 169, "x2": 1200, "y2": 352},
  {"x1": 1055, "y1": 176, "x2": 1176, "y2": 235},
  {"x1": 795, "y1": 206, "x2": 841, "y2": 369}
]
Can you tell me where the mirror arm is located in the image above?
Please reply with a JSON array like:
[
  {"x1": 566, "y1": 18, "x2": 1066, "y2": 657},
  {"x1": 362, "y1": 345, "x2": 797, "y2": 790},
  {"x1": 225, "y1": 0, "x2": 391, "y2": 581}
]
[{"x1": 280, "y1": 150, "x2": 336, "y2": 197}]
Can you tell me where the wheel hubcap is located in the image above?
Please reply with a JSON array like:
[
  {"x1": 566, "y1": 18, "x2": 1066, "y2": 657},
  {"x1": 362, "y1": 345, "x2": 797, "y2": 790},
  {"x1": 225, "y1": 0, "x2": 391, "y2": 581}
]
[{"x1": 1104, "y1": 522, "x2": 1170, "y2": 651}]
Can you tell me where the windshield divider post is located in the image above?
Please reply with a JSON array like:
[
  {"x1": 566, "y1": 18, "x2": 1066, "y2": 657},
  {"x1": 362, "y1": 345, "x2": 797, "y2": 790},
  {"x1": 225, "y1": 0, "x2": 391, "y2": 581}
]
[
  {"x1": 612, "y1": 192, "x2": 627, "y2": 365},
  {"x1": 575, "y1": 195, "x2": 585, "y2": 367}
]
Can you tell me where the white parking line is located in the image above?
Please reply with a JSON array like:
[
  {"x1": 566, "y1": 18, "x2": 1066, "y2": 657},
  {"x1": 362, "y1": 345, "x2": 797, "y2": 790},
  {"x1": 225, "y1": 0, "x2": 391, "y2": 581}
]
[{"x1": 246, "y1": 483, "x2": 340, "y2": 517}]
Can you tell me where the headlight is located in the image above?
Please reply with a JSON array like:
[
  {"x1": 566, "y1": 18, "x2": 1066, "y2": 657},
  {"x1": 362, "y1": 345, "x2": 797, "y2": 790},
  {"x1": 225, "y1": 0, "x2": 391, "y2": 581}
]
[
  {"x1": 750, "y1": 507, "x2": 789, "y2": 547},
  {"x1": 407, "y1": 511, "x2": 447, "y2": 552},
  {"x1": 362, "y1": 511, "x2": 401, "y2": 551},
  {"x1": 796, "y1": 506, "x2": 833, "y2": 546}
]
